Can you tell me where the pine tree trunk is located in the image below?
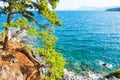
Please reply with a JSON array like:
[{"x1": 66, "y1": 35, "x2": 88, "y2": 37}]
[{"x1": 3, "y1": 13, "x2": 12, "y2": 50}]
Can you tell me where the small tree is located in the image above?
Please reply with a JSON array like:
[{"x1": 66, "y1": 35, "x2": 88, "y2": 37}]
[
  {"x1": 0, "y1": 0, "x2": 65, "y2": 79},
  {"x1": 0, "y1": 0, "x2": 62, "y2": 50}
]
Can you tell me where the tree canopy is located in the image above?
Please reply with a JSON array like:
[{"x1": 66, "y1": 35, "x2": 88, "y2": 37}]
[
  {"x1": 0, "y1": 0, "x2": 62, "y2": 50},
  {"x1": 0, "y1": 0, "x2": 65, "y2": 79}
]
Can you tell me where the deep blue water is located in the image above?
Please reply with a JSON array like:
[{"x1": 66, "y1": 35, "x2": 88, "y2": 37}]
[
  {"x1": 55, "y1": 11, "x2": 120, "y2": 74},
  {"x1": 0, "y1": 11, "x2": 120, "y2": 74}
]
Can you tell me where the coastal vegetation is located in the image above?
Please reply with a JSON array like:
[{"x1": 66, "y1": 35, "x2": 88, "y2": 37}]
[
  {"x1": 0, "y1": 0, "x2": 65, "y2": 80},
  {"x1": 105, "y1": 69, "x2": 120, "y2": 79}
]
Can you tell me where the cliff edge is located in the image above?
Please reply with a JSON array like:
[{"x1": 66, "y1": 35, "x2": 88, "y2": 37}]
[{"x1": 0, "y1": 40, "x2": 41, "y2": 80}]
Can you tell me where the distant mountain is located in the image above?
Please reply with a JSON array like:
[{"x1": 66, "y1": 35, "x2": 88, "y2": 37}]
[
  {"x1": 78, "y1": 6, "x2": 106, "y2": 11},
  {"x1": 106, "y1": 7, "x2": 120, "y2": 11},
  {"x1": 77, "y1": 6, "x2": 120, "y2": 11}
]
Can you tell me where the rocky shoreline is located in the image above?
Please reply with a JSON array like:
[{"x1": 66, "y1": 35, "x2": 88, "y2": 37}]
[{"x1": 62, "y1": 69, "x2": 120, "y2": 80}]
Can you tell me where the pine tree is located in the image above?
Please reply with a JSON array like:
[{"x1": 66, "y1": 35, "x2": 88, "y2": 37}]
[
  {"x1": 0, "y1": 0, "x2": 65, "y2": 79},
  {"x1": 0, "y1": 0, "x2": 62, "y2": 50}
]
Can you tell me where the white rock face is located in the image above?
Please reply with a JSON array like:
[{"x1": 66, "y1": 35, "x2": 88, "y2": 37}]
[
  {"x1": 0, "y1": 65, "x2": 23, "y2": 80},
  {"x1": 108, "y1": 76, "x2": 119, "y2": 80},
  {"x1": 10, "y1": 28, "x2": 27, "y2": 41},
  {"x1": 62, "y1": 69, "x2": 120, "y2": 80},
  {"x1": 8, "y1": 30, "x2": 12, "y2": 40}
]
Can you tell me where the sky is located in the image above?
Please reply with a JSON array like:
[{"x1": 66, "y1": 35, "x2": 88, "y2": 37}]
[
  {"x1": 1, "y1": 0, "x2": 120, "y2": 10},
  {"x1": 56, "y1": 0, "x2": 120, "y2": 10}
]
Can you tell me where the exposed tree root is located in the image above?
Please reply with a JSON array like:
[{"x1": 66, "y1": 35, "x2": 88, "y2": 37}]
[{"x1": 20, "y1": 48, "x2": 42, "y2": 80}]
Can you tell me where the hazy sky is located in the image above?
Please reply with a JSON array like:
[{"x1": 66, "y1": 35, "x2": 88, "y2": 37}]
[
  {"x1": 1, "y1": 0, "x2": 120, "y2": 10},
  {"x1": 56, "y1": 0, "x2": 120, "y2": 10}
]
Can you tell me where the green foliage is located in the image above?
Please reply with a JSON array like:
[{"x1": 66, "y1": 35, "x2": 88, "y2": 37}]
[
  {"x1": 0, "y1": 32, "x2": 4, "y2": 45},
  {"x1": 21, "y1": 45, "x2": 33, "y2": 52},
  {"x1": 0, "y1": 0, "x2": 62, "y2": 26},
  {"x1": 36, "y1": 29, "x2": 66, "y2": 80},
  {"x1": 27, "y1": 27, "x2": 39, "y2": 38},
  {"x1": 1, "y1": 0, "x2": 62, "y2": 37},
  {"x1": 0, "y1": 41, "x2": 3, "y2": 45},
  {"x1": 48, "y1": 0, "x2": 60, "y2": 9},
  {"x1": 40, "y1": 30, "x2": 58, "y2": 49},
  {"x1": 33, "y1": 0, "x2": 62, "y2": 26},
  {"x1": 0, "y1": 0, "x2": 65, "y2": 79},
  {"x1": 0, "y1": 31, "x2": 5, "y2": 40},
  {"x1": 105, "y1": 69, "x2": 120, "y2": 78},
  {"x1": 37, "y1": 48, "x2": 66, "y2": 80},
  {"x1": 2, "y1": 17, "x2": 38, "y2": 38},
  {"x1": 3, "y1": 17, "x2": 29, "y2": 28}
]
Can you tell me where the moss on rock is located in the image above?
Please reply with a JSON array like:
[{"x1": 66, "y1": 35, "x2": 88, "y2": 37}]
[
  {"x1": 21, "y1": 46, "x2": 33, "y2": 53},
  {"x1": 105, "y1": 69, "x2": 120, "y2": 79}
]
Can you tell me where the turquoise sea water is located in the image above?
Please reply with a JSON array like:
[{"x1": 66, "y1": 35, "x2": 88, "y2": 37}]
[
  {"x1": 55, "y1": 11, "x2": 120, "y2": 74},
  {"x1": 0, "y1": 11, "x2": 120, "y2": 74}
]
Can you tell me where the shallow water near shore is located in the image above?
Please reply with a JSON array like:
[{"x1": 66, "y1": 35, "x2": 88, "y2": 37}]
[{"x1": 0, "y1": 11, "x2": 120, "y2": 74}]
